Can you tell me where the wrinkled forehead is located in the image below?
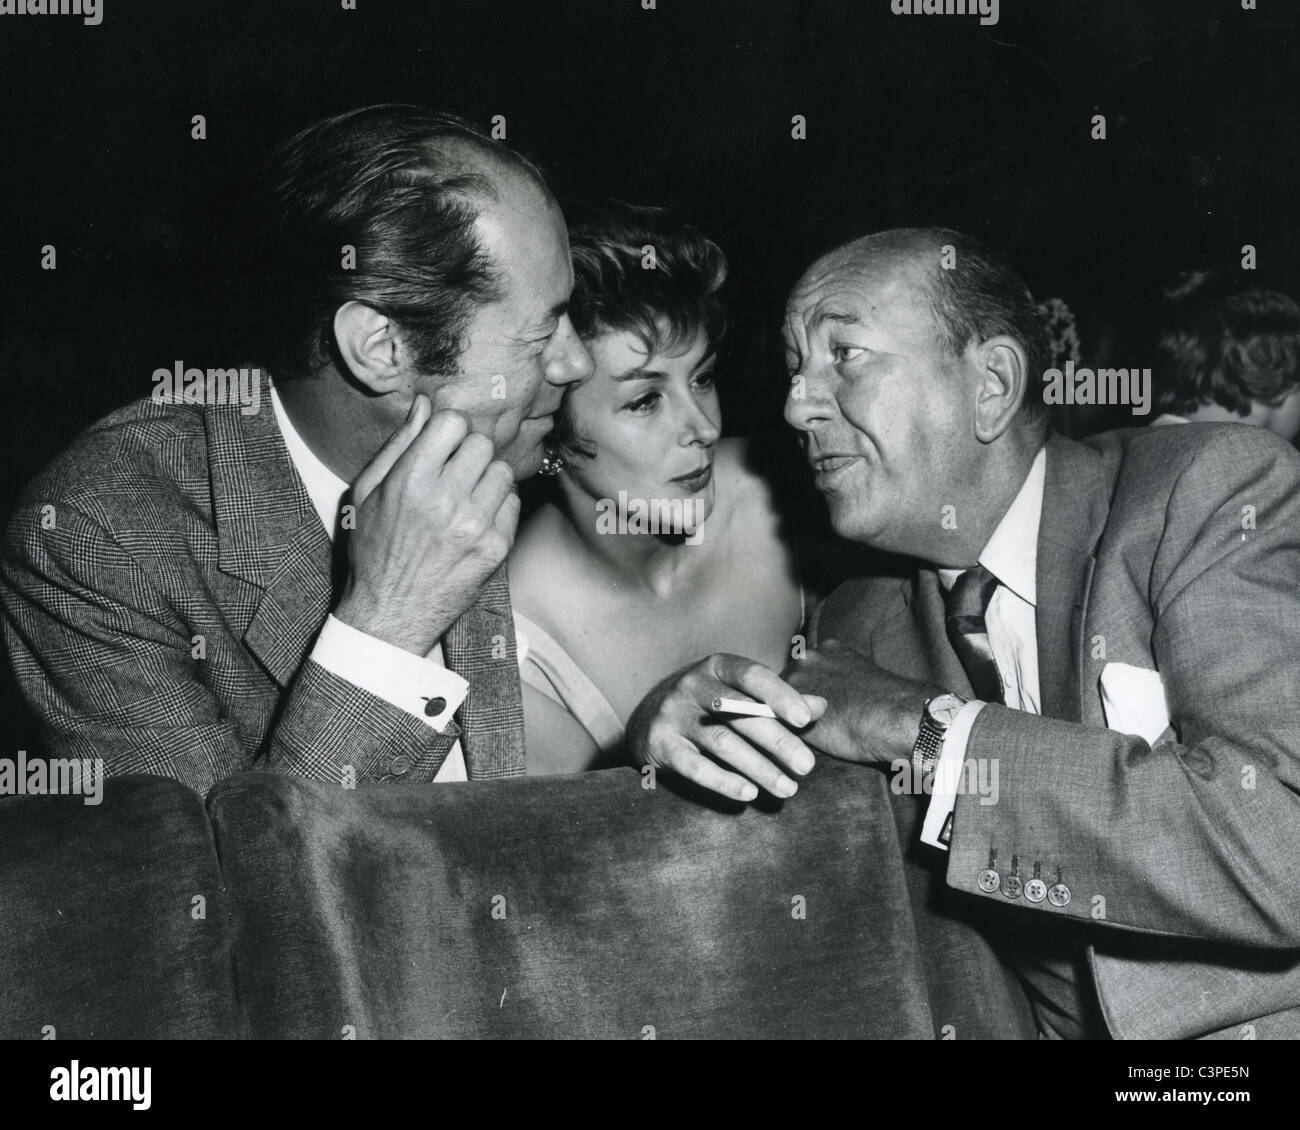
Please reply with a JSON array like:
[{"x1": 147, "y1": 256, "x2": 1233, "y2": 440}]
[{"x1": 782, "y1": 249, "x2": 936, "y2": 346}]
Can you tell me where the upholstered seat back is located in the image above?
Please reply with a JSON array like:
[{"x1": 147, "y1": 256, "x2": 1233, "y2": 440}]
[{"x1": 209, "y1": 760, "x2": 934, "y2": 1039}]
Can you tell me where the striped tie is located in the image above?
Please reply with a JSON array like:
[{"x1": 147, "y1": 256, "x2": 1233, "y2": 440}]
[{"x1": 942, "y1": 565, "x2": 1006, "y2": 705}]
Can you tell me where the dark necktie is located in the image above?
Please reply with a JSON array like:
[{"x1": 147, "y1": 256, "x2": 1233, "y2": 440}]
[{"x1": 942, "y1": 565, "x2": 1006, "y2": 705}]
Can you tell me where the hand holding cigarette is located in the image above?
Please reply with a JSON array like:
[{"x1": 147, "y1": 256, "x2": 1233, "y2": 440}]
[
  {"x1": 625, "y1": 653, "x2": 829, "y2": 803},
  {"x1": 711, "y1": 697, "x2": 778, "y2": 718}
]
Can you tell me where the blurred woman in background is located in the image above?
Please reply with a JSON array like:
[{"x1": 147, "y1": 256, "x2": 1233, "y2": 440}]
[{"x1": 1151, "y1": 269, "x2": 1300, "y2": 442}]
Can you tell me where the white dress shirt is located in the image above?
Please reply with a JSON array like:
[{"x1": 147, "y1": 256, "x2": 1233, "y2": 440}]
[
  {"x1": 921, "y1": 446, "x2": 1047, "y2": 848},
  {"x1": 270, "y1": 385, "x2": 468, "y2": 782}
]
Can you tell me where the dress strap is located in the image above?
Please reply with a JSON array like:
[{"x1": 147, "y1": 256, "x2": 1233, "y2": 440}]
[
  {"x1": 512, "y1": 610, "x2": 626, "y2": 753},
  {"x1": 792, "y1": 538, "x2": 809, "y2": 632}
]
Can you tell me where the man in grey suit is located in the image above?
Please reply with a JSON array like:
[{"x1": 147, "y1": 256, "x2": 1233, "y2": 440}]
[
  {"x1": 629, "y1": 227, "x2": 1300, "y2": 1038},
  {"x1": 1, "y1": 105, "x2": 592, "y2": 794}
]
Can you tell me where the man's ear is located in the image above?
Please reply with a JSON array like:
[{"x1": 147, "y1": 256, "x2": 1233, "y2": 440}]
[
  {"x1": 332, "y1": 301, "x2": 408, "y2": 393},
  {"x1": 973, "y1": 335, "x2": 1030, "y2": 443}
]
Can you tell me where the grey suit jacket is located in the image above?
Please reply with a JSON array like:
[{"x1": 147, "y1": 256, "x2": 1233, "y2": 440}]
[
  {"x1": 1, "y1": 374, "x2": 526, "y2": 794},
  {"x1": 813, "y1": 424, "x2": 1300, "y2": 1039}
]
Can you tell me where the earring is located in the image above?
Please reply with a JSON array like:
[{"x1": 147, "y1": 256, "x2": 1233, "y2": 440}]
[{"x1": 539, "y1": 446, "x2": 565, "y2": 477}]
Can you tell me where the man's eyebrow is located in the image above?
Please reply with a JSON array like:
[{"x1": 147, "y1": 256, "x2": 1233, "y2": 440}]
[
  {"x1": 527, "y1": 299, "x2": 570, "y2": 332},
  {"x1": 813, "y1": 310, "x2": 863, "y2": 328}
]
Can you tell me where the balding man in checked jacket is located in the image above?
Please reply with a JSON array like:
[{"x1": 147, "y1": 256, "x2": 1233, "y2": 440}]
[{"x1": 1, "y1": 105, "x2": 592, "y2": 794}]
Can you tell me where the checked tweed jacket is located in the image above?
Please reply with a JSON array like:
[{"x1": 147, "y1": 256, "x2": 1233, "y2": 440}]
[{"x1": 1, "y1": 376, "x2": 526, "y2": 795}]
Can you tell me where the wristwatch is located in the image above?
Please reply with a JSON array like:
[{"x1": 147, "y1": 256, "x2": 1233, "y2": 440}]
[{"x1": 911, "y1": 693, "x2": 967, "y2": 783}]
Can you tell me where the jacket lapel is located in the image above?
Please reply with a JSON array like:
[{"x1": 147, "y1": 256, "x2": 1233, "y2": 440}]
[
  {"x1": 207, "y1": 372, "x2": 525, "y2": 768},
  {"x1": 896, "y1": 436, "x2": 1112, "y2": 724},
  {"x1": 1034, "y1": 434, "x2": 1111, "y2": 724},
  {"x1": 443, "y1": 564, "x2": 526, "y2": 779},
  {"x1": 906, "y1": 570, "x2": 978, "y2": 697},
  {"x1": 205, "y1": 374, "x2": 333, "y2": 687}
]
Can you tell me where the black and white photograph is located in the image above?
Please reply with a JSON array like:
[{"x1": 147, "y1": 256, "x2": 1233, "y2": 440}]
[{"x1": 0, "y1": 0, "x2": 1296, "y2": 1097}]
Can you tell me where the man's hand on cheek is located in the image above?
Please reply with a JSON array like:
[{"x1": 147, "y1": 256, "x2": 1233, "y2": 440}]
[
  {"x1": 334, "y1": 397, "x2": 521, "y2": 656},
  {"x1": 624, "y1": 653, "x2": 827, "y2": 803},
  {"x1": 784, "y1": 640, "x2": 937, "y2": 767}
]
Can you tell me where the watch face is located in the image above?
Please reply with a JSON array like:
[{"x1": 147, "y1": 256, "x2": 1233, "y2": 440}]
[{"x1": 927, "y1": 693, "x2": 966, "y2": 727}]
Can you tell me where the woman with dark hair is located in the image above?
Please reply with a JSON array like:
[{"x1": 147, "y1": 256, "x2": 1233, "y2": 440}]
[
  {"x1": 509, "y1": 202, "x2": 810, "y2": 775},
  {"x1": 1150, "y1": 269, "x2": 1300, "y2": 441}
]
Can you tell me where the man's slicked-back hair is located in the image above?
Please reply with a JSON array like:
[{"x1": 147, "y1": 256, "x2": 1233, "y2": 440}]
[
  {"x1": 262, "y1": 104, "x2": 549, "y2": 380},
  {"x1": 863, "y1": 227, "x2": 1052, "y2": 440},
  {"x1": 1155, "y1": 270, "x2": 1300, "y2": 416}
]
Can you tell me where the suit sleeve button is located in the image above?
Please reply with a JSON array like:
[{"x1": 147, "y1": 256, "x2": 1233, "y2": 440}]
[
  {"x1": 1024, "y1": 878, "x2": 1047, "y2": 903},
  {"x1": 977, "y1": 869, "x2": 1001, "y2": 894},
  {"x1": 389, "y1": 754, "x2": 414, "y2": 776},
  {"x1": 1047, "y1": 883, "x2": 1072, "y2": 907}
]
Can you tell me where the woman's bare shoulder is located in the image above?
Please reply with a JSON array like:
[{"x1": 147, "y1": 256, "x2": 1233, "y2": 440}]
[
  {"x1": 509, "y1": 502, "x2": 577, "y2": 616},
  {"x1": 715, "y1": 437, "x2": 792, "y2": 536}
]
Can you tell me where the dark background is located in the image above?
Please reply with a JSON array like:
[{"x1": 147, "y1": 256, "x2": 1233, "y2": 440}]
[{"x1": 2, "y1": 0, "x2": 1299, "y2": 741}]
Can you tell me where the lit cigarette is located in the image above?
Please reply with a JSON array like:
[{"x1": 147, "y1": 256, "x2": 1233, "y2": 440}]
[{"x1": 710, "y1": 697, "x2": 777, "y2": 718}]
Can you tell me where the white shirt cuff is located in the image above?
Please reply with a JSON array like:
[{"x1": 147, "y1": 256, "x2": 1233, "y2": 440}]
[
  {"x1": 311, "y1": 615, "x2": 467, "y2": 733},
  {"x1": 920, "y1": 700, "x2": 987, "y2": 850}
]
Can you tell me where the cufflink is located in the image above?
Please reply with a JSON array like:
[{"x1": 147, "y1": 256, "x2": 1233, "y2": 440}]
[{"x1": 423, "y1": 696, "x2": 447, "y2": 718}]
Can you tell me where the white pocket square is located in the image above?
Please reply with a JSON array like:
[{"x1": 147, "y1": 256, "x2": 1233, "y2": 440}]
[{"x1": 1099, "y1": 662, "x2": 1172, "y2": 746}]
